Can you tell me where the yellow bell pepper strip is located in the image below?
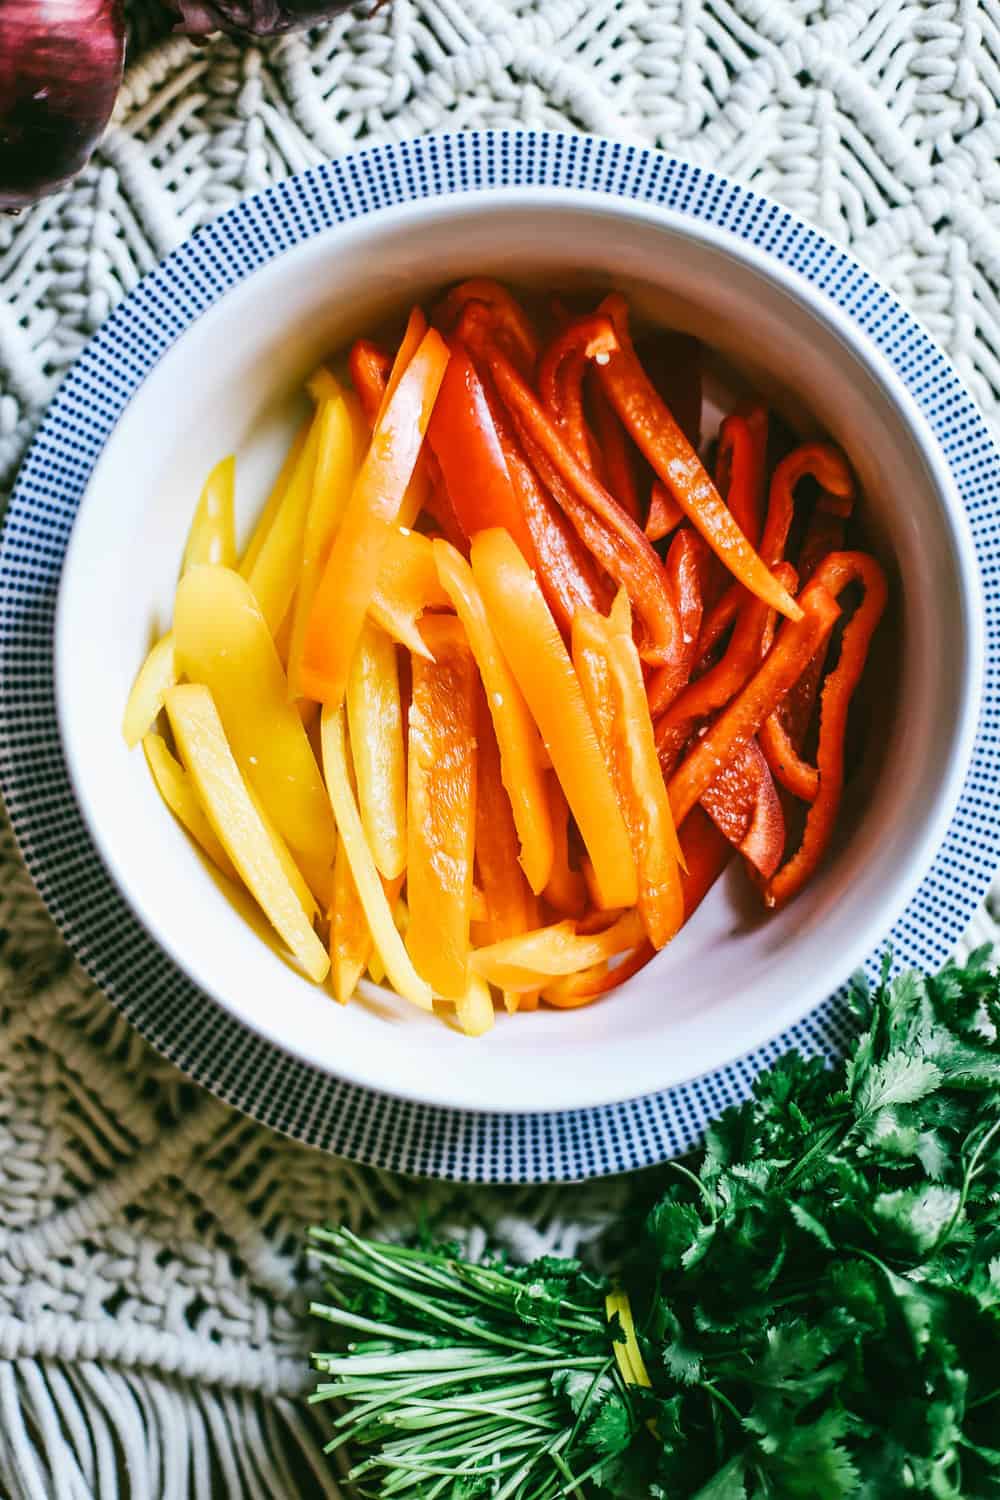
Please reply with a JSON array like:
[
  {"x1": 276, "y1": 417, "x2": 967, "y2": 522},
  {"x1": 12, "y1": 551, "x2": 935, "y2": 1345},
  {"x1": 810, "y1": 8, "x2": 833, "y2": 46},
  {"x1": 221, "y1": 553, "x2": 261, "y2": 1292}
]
[
  {"x1": 122, "y1": 632, "x2": 176, "y2": 748},
  {"x1": 300, "y1": 327, "x2": 451, "y2": 708},
  {"x1": 471, "y1": 910, "x2": 645, "y2": 990},
  {"x1": 405, "y1": 616, "x2": 478, "y2": 1001},
  {"x1": 596, "y1": 294, "x2": 802, "y2": 622},
  {"x1": 765, "y1": 551, "x2": 888, "y2": 910},
  {"x1": 142, "y1": 731, "x2": 237, "y2": 880},
  {"x1": 473, "y1": 695, "x2": 541, "y2": 1014},
  {"x1": 287, "y1": 391, "x2": 360, "y2": 698},
  {"x1": 368, "y1": 527, "x2": 451, "y2": 661},
  {"x1": 346, "y1": 619, "x2": 407, "y2": 882},
  {"x1": 541, "y1": 774, "x2": 588, "y2": 920},
  {"x1": 668, "y1": 580, "x2": 841, "y2": 829},
  {"x1": 320, "y1": 705, "x2": 433, "y2": 1011},
  {"x1": 245, "y1": 403, "x2": 325, "y2": 635},
  {"x1": 238, "y1": 418, "x2": 309, "y2": 580},
  {"x1": 173, "y1": 565, "x2": 336, "y2": 870},
  {"x1": 306, "y1": 364, "x2": 341, "y2": 404},
  {"x1": 434, "y1": 539, "x2": 554, "y2": 894},
  {"x1": 362, "y1": 875, "x2": 404, "y2": 987},
  {"x1": 182, "y1": 455, "x2": 237, "y2": 572},
  {"x1": 454, "y1": 973, "x2": 496, "y2": 1038},
  {"x1": 330, "y1": 832, "x2": 372, "y2": 1004},
  {"x1": 165, "y1": 685, "x2": 329, "y2": 983},
  {"x1": 243, "y1": 779, "x2": 320, "y2": 922},
  {"x1": 470, "y1": 528, "x2": 638, "y2": 911}
]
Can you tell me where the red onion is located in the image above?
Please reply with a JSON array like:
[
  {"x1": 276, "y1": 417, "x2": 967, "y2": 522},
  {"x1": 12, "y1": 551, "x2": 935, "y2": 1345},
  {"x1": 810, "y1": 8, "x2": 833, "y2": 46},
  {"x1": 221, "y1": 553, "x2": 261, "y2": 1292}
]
[
  {"x1": 169, "y1": 0, "x2": 356, "y2": 35},
  {"x1": 0, "y1": 0, "x2": 125, "y2": 212}
]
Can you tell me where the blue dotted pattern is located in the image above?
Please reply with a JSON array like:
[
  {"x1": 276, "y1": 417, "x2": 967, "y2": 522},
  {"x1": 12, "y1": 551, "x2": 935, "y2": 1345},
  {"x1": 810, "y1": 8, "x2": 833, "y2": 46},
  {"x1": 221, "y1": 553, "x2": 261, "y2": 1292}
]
[{"x1": 1, "y1": 132, "x2": 998, "y2": 1183}]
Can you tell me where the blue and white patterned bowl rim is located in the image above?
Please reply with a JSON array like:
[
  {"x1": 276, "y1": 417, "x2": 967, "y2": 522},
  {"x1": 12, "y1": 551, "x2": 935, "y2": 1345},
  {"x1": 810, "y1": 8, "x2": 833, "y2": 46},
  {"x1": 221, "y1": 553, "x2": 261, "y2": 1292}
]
[{"x1": 2, "y1": 131, "x2": 999, "y2": 1184}]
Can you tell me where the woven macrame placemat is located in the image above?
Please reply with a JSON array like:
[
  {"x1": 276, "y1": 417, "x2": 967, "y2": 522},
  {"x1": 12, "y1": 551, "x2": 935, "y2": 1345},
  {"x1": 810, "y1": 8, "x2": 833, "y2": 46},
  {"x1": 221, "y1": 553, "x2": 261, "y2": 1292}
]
[{"x1": 1, "y1": 5, "x2": 1000, "y2": 1496}]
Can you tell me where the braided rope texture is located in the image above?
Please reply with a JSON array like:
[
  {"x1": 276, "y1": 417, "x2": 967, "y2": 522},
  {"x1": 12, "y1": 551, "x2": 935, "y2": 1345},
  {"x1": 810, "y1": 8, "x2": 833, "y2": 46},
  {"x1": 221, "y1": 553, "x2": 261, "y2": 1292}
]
[{"x1": 1, "y1": 3, "x2": 1000, "y2": 1495}]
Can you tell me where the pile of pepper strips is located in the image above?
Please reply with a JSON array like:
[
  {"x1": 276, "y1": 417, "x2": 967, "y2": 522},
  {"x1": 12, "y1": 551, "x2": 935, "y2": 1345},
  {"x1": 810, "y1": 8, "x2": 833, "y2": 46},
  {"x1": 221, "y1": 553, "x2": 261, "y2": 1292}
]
[{"x1": 288, "y1": 281, "x2": 888, "y2": 1018}]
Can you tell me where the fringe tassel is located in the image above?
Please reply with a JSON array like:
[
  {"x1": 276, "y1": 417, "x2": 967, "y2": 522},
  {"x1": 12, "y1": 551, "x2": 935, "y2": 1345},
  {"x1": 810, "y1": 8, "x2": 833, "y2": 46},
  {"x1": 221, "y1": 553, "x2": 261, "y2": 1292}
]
[{"x1": 0, "y1": 1360, "x2": 343, "y2": 1500}]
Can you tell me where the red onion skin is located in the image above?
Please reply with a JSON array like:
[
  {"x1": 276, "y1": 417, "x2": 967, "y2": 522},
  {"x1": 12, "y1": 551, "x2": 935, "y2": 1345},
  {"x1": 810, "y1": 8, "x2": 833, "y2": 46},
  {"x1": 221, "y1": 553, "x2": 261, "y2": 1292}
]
[{"x1": 0, "y1": 0, "x2": 125, "y2": 211}]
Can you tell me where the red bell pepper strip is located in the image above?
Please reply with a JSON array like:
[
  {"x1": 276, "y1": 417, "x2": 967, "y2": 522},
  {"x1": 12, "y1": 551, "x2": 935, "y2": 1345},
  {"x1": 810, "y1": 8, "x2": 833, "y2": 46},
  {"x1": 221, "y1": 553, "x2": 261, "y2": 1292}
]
[
  {"x1": 595, "y1": 294, "x2": 802, "y2": 622},
  {"x1": 645, "y1": 481, "x2": 684, "y2": 542},
  {"x1": 646, "y1": 528, "x2": 711, "y2": 717},
  {"x1": 700, "y1": 739, "x2": 786, "y2": 879},
  {"x1": 300, "y1": 327, "x2": 450, "y2": 708},
  {"x1": 538, "y1": 327, "x2": 604, "y2": 477},
  {"x1": 759, "y1": 442, "x2": 855, "y2": 568},
  {"x1": 427, "y1": 342, "x2": 536, "y2": 561},
  {"x1": 668, "y1": 580, "x2": 841, "y2": 828},
  {"x1": 465, "y1": 309, "x2": 685, "y2": 668},
  {"x1": 679, "y1": 804, "x2": 733, "y2": 919},
  {"x1": 589, "y1": 375, "x2": 641, "y2": 523},
  {"x1": 437, "y1": 278, "x2": 539, "y2": 375},
  {"x1": 765, "y1": 551, "x2": 888, "y2": 909},
  {"x1": 348, "y1": 340, "x2": 392, "y2": 427},
  {"x1": 716, "y1": 405, "x2": 769, "y2": 549}
]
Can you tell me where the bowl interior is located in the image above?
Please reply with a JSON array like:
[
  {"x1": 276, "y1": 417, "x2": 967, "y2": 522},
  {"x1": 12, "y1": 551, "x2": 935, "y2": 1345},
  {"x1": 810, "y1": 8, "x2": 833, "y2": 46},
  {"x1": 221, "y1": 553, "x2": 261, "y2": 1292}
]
[{"x1": 54, "y1": 193, "x2": 980, "y2": 1114}]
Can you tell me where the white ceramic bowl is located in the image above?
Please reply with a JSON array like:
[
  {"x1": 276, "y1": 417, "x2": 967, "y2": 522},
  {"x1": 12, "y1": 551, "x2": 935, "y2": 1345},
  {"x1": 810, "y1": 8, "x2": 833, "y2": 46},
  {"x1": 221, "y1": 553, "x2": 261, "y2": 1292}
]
[{"x1": 54, "y1": 186, "x2": 982, "y2": 1117}]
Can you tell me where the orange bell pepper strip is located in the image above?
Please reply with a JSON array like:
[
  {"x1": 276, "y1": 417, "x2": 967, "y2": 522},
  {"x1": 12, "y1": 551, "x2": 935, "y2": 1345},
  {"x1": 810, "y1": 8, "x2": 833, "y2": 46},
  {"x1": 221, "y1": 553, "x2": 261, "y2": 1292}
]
[
  {"x1": 759, "y1": 442, "x2": 855, "y2": 568},
  {"x1": 437, "y1": 278, "x2": 539, "y2": 375},
  {"x1": 426, "y1": 342, "x2": 536, "y2": 562},
  {"x1": 542, "y1": 775, "x2": 588, "y2": 919},
  {"x1": 668, "y1": 579, "x2": 841, "y2": 828},
  {"x1": 378, "y1": 307, "x2": 428, "y2": 426},
  {"x1": 595, "y1": 294, "x2": 802, "y2": 622},
  {"x1": 471, "y1": 909, "x2": 646, "y2": 990},
  {"x1": 349, "y1": 339, "x2": 392, "y2": 427},
  {"x1": 330, "y1": 833, "x2": 372, "y2": 1004},
  {"x1": 405, "y1": 615, "x2": 478, "y2": 999},
  {"x1": 368, "y1": 527, "x2": 450, "y2": 661},
  {"x1": 473, "y1": 696, "x2": 540, "y2": 1014},
  {"x1": 470, "y1": 528, "x2": 638, "y2": 910},
  {"x1": 700, "y1": 739, "x2": 786, "y2": 879},
  {"x1": 300, "y1": 327, "x2": 450, "y2": 708},
  {"x1": 646, "y1": 529, "x2": 710, "y2": 717},
  {"x1": 589, "y1": 374, "x2": 641, "y2": 523},
  {"x1": 765, "y1": 551, "x2": 888, "y2": 909},
  {"x1": 541, "y1": 939, "x2": 653, "y2": 1008},
  {"x1": 434, "y1": 540, "x2": 553, "y2": 893},
  {"x1": 716, "y1": 406, "x2": 769, "y2": 550},
  {"x1": 473, "y1": 310, "x2": 685, "y2": 668}
]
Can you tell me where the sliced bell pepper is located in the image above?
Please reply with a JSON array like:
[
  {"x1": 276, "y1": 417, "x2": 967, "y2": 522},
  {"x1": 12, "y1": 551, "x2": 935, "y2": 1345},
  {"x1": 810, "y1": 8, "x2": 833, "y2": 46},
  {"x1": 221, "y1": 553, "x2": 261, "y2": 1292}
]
[
  {"x1": 668, "y1": 579, "x2": 841, "y2": 828},
  {"x1": 245, "y1": 402, "x2": 326, "y2": 636},
  {"x1": 645, "y1": 528, "x2": 711, "y2": 717},
  {"x1": 368, "y1": 526, "x2": 451, "y2": 660},
  {"x1": 437, "y1": 278, "x2": 539, "y2": 375},
  {"x1": 454, "y1": 974, "x2": 496, "y2": 1037},
  {"x1": 471, "y1": 909, "x2": 645, "y2": 989},
  {"x1": 700, "y1": 738, "x2": 786, "y2": 878},
  {"x1": 716, "y1": 406, "x2": 768, "y2": 550},
  {"x1": 300, "y1": 327, "x2": 450, "y2": 708},
  {"x1": 680, "y1": 803, "x2": 733, "y2": 919},
  {"x1": 473, "y1": 695, "x2": 540, "y2": 1014},
  {"x1": 406, "y1": 615, "x2": 478, "y2": 1000},
  {"x1": 306, "y1": 365, "x2": 341, "y2": 404},
  {"x1": 470, "y1": 528, "x2": 637, "y2": 910},
  {"x1": 142, "y1": 731, "x2": 237, "y2": 881},
  {"x1": 346, "y1": 619, "x2": 407, "y2": 882},
  {"x1": 348, "y1": 339, "x2": 392, "y2": 427},
  {"x1": 759, "y1": 442, "x2": 855, "y2": 568},
  {"x1": 330, "y1": 831, "x2": 372, "y2": 1004},
  {"x1": 540, "y1": 941, "x2": 653, "y2": 1009},
  {"x1": 427, "y1": 342, "x2": 536, "y2": 561},
  {"x1": 287, "y1": 392, "x2": 360, "y2": 697},
  {"x1": 537, "y1": 337, "x2": 600, "y2": 475},
  {"x1": 182, "y1": 455, "x2": 237, "y2": 572},
  {"x1": 589, "y1": 373, "x2": 641, "y2": 523},
  {"x1": 645, "y1": 481, "x2": 684, "y2": 542},
  {"x1": 596, "y1": 294, "x2": 802, "y2": 622},
  {"x1": 434, "y1": 540, "x2": 553, "y2": 893},
  {"x1": 542, "y1": 775, "x2": 588, "y2": 919},
  {"x1": 122, "y1": 632, "x2": 176, "y2": 748},
  {"x1": 320, "y1": 705, "x2": 433, "y2": 1011},
  {"x1": 239, "y1": 417, "x2": 309, "y2": 580},
  {"x1": 165, "y1": 685, "x2": 329, "y2": 983},
  {"x1": 470, "y1": 310, "x2": 685, "y2": 668},
  {"x1": 469, "y1": 345, "x2": 609, "y2": 632},
  {"x1": 765, "y1": 551, "x2": 888, "y2": 909},
  {"x1": 173, "y1": 565, "x2": 336, "y2": 872},
  {"x1": 377, "y1": 307, "x2": 428, "y2": 427}
]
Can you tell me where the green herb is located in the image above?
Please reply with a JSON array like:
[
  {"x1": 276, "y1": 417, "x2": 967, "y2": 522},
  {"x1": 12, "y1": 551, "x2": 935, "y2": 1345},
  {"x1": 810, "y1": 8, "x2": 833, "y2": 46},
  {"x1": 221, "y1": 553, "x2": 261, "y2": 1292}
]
[{"x1": 309, "y1": 952, "x2": 1000, "y2": 1497}]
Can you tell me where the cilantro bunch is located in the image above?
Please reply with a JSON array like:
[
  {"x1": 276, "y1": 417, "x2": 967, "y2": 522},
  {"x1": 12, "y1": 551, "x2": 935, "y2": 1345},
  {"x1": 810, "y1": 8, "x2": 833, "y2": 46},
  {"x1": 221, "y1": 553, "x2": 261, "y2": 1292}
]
[{"x1": 309, "y1": 953, "x2": 1000, "y2": 1498}]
